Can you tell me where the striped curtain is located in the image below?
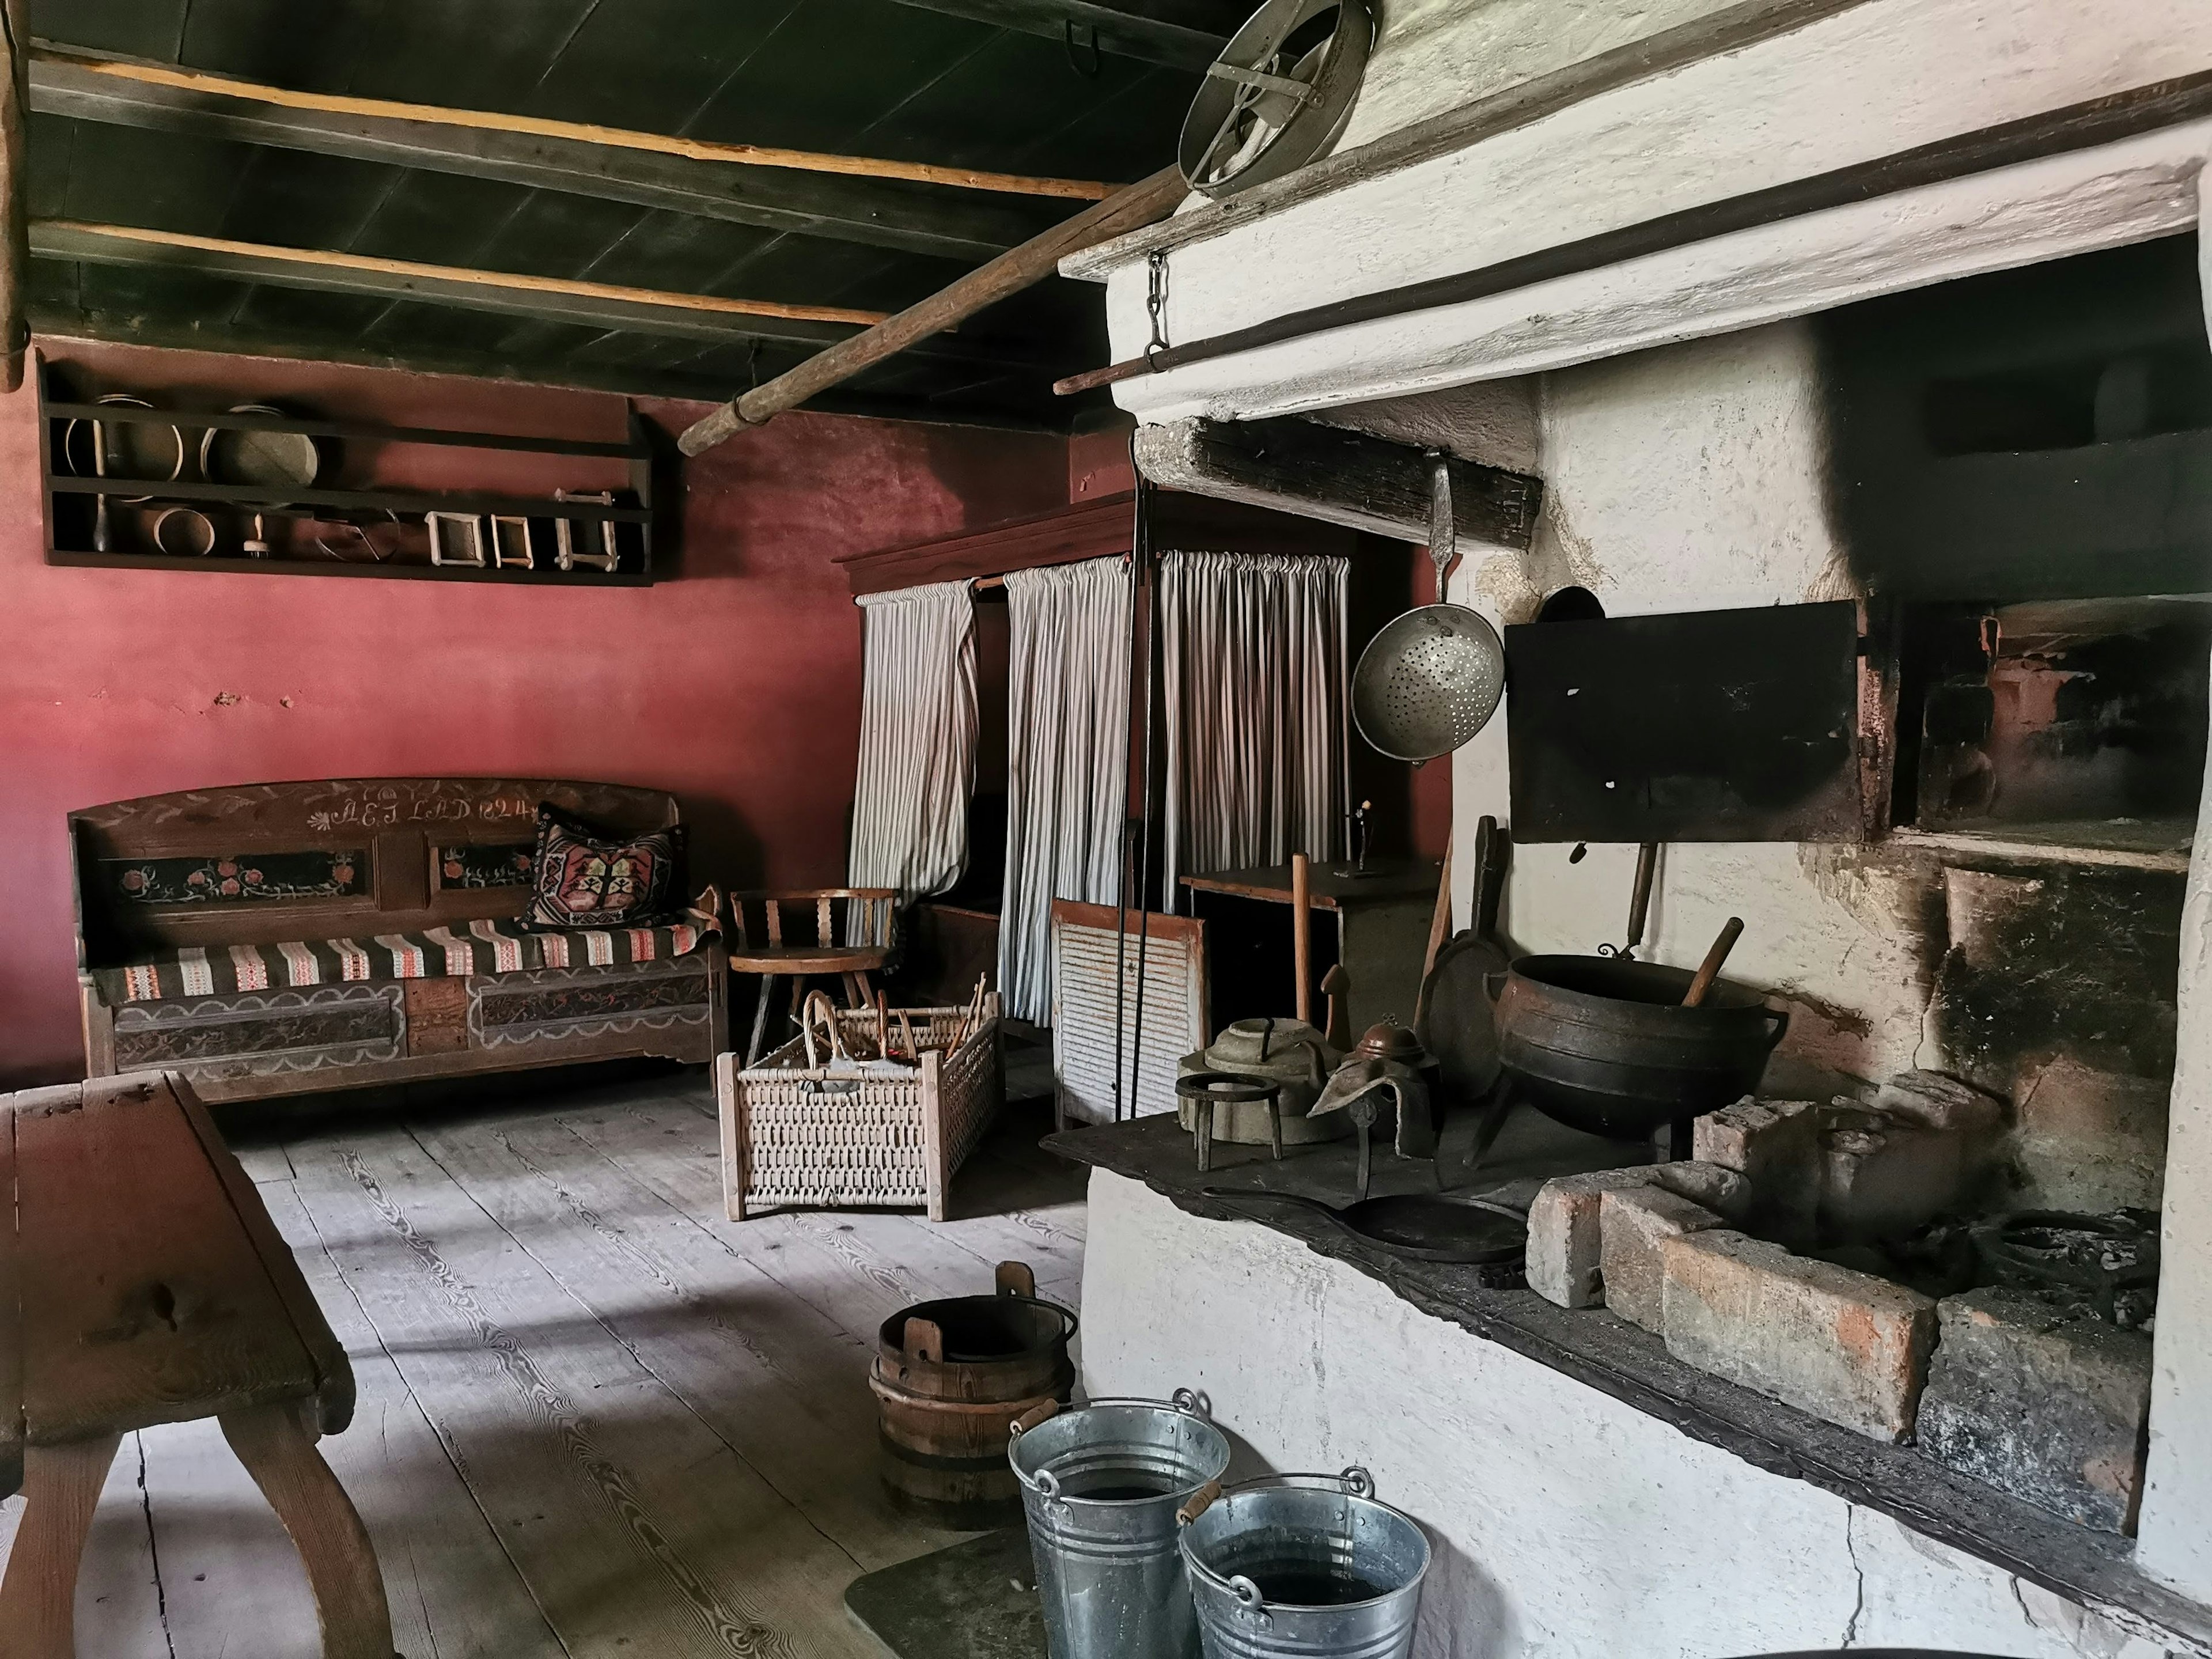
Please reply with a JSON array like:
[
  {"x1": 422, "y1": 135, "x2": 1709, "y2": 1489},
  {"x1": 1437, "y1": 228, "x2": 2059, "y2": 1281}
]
[
  {"x1": 1161, "y1": 550, "x2": 1351, "y2": 907},
  {"x1": 847, "y1": 580, "x2": 978, "y2": 909},
  {"x1": 999, "y1": 557, "x2": 1132, "y2": 1022}
]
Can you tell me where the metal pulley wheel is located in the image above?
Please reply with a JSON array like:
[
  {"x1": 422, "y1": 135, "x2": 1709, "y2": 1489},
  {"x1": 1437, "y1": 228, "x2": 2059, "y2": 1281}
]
[
  {"x1": 1351, "y1": 454, "x2": 1507, "y2": 761},
  {"x1": 1180, "y1": 0, "x2": 1373, "y2": 198}
]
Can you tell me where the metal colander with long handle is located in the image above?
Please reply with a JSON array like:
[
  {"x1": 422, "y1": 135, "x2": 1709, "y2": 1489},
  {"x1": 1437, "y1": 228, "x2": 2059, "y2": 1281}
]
[{"x1": 1351, "y1": 455, "x2": 1506, "y2": 762}]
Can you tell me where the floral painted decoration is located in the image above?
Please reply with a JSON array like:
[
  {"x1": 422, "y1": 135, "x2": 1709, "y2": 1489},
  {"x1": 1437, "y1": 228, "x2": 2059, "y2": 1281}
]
[
  {"x1": 105, "y1": 850, "x2": 369, "y2": 905},
  {"x1": 436, "y1": 843, "x2": 537, "y2": 889}
]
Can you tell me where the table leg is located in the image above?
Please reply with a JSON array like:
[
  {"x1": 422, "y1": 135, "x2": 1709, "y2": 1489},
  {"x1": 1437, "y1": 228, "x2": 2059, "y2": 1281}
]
[
  {"x1": 219, "y1": 1402, "x2": 395, "y2": 1659},
  {"x1": 745, "y1": 974, "x2": 777, "y2": 1066},
  {"x1": 0, "y1": 1433, "x2": 122, "y2": 1659}
]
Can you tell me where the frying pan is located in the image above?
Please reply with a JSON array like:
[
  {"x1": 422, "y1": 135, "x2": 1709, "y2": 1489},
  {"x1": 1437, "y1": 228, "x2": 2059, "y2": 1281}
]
[
  {"x1": 1201, "y1": 1185, "x2": 1526, "y2": 1264},
  {"x1": 1417, "y1": 814, "x2": 1509, "y2": 1109}
]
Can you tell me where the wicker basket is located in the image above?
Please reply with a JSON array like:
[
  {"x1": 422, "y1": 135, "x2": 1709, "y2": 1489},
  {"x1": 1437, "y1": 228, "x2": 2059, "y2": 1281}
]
[{"x1": 713, "y1": 997, "x2": 1003, "y2": 1222}]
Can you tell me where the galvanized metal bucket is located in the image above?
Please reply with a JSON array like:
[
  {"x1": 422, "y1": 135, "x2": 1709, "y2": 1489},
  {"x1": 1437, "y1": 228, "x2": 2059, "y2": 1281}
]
[
  {"x1": 1009, "y1": 1389, "x2": 1232, "y2": 1659},
  {"x1": 1178, "y1": 1468, "x2": 1431, "y2": 1659}
]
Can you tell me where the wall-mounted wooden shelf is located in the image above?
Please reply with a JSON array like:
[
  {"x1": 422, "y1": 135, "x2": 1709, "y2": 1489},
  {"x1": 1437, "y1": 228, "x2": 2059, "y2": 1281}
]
[{"x1": 37, "y1": 355, "x2": 658, "y2": 585}]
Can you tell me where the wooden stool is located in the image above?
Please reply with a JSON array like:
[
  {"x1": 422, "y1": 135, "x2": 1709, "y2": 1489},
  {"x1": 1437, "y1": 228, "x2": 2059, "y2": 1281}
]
[
  {"x1": 0, "y1": 1073, "x2": 393, "y2": 1659},
  {"x1": 727, "y1": 888, "x2": 898, "y2": 1063}
]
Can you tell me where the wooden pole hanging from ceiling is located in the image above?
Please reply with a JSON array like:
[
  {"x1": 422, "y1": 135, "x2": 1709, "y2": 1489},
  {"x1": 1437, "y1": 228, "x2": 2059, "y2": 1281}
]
[
  {"x1": 677, "y1": 164, "x2": 1190, "y2": 456},
  {"x1": 31, "y1": 44, "x2": 1120, "y2": 203},
  {"x1": 0, "y1": 2, "x2": 30, "y2": 393}
]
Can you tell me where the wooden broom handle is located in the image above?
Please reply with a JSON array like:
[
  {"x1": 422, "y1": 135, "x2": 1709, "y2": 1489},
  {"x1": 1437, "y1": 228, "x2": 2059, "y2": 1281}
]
[{"x1": 1291, "y1": 853, "x2": 1313, "y2": 1025}]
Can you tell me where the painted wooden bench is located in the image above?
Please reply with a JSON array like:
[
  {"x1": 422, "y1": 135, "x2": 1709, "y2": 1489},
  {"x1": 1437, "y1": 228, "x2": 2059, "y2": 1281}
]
[
  {"x1": 0, "y1": 1072, "x2": 393, "y2": 1659},
  {"x1": 71, "y1": 778, "x2": 728, "y2": 1104}
]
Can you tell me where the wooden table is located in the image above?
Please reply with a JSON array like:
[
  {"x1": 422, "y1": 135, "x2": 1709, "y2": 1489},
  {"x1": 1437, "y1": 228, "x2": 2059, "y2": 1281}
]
[
  {"x1": 1181, "y1": 859, "x2": 1442, "y2": 1037},
  {"x1": 0, "y1": 1073, "x2": 392, "y2": 1659}
]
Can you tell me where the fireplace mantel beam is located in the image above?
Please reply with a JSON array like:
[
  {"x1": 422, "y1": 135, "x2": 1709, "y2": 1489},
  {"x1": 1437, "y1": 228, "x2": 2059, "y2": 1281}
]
[{"x1": 1131, "y1": 415, "x2": 1543, "y2": 550}]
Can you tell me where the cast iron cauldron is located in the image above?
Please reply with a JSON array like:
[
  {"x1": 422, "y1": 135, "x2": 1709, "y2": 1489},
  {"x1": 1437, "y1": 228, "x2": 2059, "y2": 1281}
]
[{"x1": 1490, "y1": 955, "x2": 1789, "y2": 1139}]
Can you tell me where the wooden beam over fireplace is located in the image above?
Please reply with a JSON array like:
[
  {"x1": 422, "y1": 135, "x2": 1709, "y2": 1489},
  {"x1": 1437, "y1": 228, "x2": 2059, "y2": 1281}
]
[{"x1": 1132, "y1": 416, "x2": 1544, "y2": 550}]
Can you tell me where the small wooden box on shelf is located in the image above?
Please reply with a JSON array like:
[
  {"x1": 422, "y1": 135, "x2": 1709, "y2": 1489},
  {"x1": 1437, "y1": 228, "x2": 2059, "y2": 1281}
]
[{"x1": 36, "y1": 354, "x2": 658, "y2": 586}]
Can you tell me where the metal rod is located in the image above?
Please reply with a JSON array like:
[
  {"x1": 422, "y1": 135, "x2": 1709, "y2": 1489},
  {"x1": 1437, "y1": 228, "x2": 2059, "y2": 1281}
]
[
  {"x1": 1111, "y1": 467, "x2": 1144, "y2": 1123},
  {"x1": 1125, "y1": 472, "x2": 1160, "y2": 1121}
]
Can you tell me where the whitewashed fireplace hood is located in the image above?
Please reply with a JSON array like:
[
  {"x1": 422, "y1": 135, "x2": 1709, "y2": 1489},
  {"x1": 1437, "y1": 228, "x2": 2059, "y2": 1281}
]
[
  {"x1": 1065, "y1": 0, "x2": 2212, "y2": 433},
  {"x1": 1065, "y1": 0, "x2": 2212, "y2": 1648}
]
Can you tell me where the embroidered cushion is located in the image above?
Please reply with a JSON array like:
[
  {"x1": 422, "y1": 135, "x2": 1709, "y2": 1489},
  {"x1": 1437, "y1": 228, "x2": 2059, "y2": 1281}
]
[{"x1": 525, "y1": 806, "x2": 684, "y2": 929}]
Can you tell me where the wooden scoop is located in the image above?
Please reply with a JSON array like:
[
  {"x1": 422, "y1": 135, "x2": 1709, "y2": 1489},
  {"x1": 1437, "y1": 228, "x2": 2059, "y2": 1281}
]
[{"x1": 1683, "y1": 917, "x2": 1745, "y2": 1007}]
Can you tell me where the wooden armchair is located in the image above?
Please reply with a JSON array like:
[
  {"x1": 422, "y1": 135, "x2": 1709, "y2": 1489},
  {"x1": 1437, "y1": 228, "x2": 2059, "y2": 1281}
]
[{"x1": 727, "y1": 888, "x2": 898, "y2": 1063}]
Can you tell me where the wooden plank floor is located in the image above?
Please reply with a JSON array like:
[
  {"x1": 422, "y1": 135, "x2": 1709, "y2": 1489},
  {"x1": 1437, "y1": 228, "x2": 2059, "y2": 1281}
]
[{"x1": 0, "y1": 1062, "x2": 1086, "y2": 1659}]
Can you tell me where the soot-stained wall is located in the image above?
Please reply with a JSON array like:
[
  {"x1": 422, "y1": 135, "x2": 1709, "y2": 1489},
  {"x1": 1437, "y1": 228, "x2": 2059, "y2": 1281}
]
[
  {"x1": 0, "y1": 338, "x2": 1066, "y2": 1088},
  {"x1": 1453, "y1": 317, "x2": 2183, "y2": 1214}
]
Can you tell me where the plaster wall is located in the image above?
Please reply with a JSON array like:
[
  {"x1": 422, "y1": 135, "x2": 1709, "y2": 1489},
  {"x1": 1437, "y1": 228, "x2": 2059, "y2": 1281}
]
[
  {"x1": 1084, "y1": 1169, "x2": 2174, "y2": 1659},
  {"x1": 2134, "y1": 188, "x2": 2212, "y2": 1603},
  {"x1": 0, "y1": 339, "x2": 1066, "y2": 1088},
  {"x1": 1334, "y1": 0, "x2": 1736, "y2": 154}
]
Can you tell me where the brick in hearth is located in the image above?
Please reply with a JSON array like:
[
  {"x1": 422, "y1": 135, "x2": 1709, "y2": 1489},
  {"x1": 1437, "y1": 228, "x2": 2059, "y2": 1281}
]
[
  {"x1": 1694, "y1": 1097, "x2": 1821, "y2": 1240},
  {"x1": 1598, "y1": 1186, "x2": 1722, "y2": 1334},
  {"x1": 1660, "y1": 1229, "x2": 1937, "y2": 1442},
  {"x1": 1918, "y1": 1286, "x2": 2153, "y2": 1533},
  {"x1": 1527, "y1": 1162, "x2": 1751, "y2": 1309}
]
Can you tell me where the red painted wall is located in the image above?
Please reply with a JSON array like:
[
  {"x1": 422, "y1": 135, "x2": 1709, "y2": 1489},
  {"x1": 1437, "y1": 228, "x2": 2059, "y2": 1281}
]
[{"x1": 0, "y1": 339, "x2": 1065, "y2": 1087}]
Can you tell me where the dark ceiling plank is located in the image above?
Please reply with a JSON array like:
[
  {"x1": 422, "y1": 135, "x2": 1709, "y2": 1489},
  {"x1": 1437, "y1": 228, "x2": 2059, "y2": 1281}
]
[
  {"x1": 872, "y1": 0, "x2": 1241, "y2": 70},
  {"x1": 29, "y1": 52, "x2": 1062, "y2": 260},
  {"x1": 28, "y1": 217, "x2": 1055, "y2": 370}
]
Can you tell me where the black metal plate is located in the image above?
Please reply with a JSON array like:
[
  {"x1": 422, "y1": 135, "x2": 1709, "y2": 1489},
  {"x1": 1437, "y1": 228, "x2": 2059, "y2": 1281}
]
[{"x1": 1504, "y1": 600, "x2": 1863, "y2": 842}]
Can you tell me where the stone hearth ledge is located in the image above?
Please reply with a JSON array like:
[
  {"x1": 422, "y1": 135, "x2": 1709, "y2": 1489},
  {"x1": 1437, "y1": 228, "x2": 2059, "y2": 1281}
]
[{"x1": 1047, "y1": 1114, "x2": 2212, "y2": 1654}]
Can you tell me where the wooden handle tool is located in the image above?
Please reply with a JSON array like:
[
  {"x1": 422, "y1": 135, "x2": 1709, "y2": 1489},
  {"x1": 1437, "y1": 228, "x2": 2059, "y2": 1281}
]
[
  {"x1": 1291, "y1": 851, "x2": 1313, "y2": 1025},
  {"x1": 1683, "y1": 917, "x2": 1745, "y2": 1007}
]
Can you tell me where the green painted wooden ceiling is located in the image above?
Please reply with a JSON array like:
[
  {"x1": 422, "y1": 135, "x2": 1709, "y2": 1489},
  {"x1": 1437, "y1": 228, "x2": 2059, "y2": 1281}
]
[{"x1": 28, "y1": 0, "x2": 1236, "y2": 426}]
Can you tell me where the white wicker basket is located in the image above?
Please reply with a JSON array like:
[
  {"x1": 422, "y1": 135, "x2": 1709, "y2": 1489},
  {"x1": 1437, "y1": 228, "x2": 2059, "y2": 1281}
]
[{"x1": 713, "y1": 998, "x2": 1002, "y2": 1222}]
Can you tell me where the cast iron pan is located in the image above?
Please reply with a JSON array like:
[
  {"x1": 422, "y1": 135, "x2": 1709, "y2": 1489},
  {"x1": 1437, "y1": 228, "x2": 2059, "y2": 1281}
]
[{"x1": 1201, "y1": 1186, "x2": 1526, "y2": 1264}]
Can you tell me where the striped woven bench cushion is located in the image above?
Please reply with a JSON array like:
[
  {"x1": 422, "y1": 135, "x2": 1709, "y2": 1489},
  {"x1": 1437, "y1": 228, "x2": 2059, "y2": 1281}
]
[{"x1": 94, "y1": 915, "x2": 716, "y2": 1005}]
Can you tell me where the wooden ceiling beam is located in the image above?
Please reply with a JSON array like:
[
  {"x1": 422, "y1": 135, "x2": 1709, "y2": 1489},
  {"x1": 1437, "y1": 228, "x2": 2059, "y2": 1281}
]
[
  {"x1": 32, "y1": 219, "x2": 1051, "y2": 370},
  {"x1": 29, "y1": 307, "x2": 1069, "y2": 431},
  {"x1": 878, "y1": 0, "x2": 1243, "y2": 70},
  {"x1": 28, "y1": 44, "x2": 1117, "y2": 200},
  {"x1": 29, "y1": 48, "x2": 1063, "y2": 262}
]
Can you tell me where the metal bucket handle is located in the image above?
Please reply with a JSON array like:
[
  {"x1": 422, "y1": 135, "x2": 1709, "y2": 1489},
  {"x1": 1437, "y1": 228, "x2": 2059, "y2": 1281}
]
[
  {"x1": 1010, "y1": 1388, "x2": 1212, "y2": 1502},
  {"x1": 1191, "y1": 1467, "x2": 1380, "y2": 1618}
]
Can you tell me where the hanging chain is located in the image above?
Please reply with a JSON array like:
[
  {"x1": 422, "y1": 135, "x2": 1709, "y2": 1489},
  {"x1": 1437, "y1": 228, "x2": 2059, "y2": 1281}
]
[{"x1": 1145, "y1": 249, "x2": 1171, "y2": 368}]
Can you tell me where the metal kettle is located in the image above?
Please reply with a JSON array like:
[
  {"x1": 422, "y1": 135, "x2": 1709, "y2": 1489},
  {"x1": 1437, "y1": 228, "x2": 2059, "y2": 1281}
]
[{"x1": 1176, "y1": 1017, "x2": 1353, "y2": 1146}]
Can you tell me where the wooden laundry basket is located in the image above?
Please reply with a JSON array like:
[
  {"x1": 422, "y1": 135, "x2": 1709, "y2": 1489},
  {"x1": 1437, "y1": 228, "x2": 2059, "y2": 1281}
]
[{"x1": 713, "y1": 998, "x2": 1003, "y2": 1222}]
